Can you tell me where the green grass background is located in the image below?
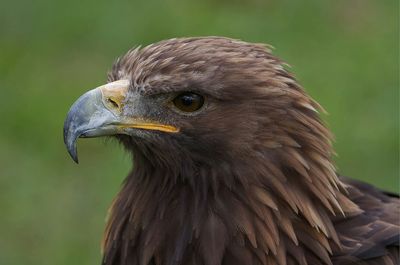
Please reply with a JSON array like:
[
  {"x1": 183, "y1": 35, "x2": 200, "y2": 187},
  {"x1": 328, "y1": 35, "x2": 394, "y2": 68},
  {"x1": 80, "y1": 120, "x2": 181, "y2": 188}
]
[{"x1": 0, "y1": 0, "x2": 398, "y2": 264}]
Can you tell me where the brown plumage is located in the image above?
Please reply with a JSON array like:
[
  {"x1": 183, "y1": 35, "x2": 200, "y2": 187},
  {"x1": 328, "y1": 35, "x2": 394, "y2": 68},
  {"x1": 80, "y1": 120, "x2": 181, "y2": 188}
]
[{"x1": 64, "y1": 37, "x2": 399, "y2": 265}]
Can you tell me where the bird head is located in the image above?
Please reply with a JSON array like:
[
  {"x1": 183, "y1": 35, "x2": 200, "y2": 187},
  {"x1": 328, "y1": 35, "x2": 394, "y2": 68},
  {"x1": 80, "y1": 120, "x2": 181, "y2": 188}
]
[{"x1": 64, "y1": 37, "x2": 329, "y2": 174}]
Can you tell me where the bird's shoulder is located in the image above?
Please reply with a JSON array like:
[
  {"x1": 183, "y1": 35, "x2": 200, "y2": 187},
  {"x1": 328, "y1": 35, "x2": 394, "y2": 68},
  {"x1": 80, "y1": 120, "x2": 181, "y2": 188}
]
[{"x1": 331, "y1": 176, "x2": 399, "y2": 264}]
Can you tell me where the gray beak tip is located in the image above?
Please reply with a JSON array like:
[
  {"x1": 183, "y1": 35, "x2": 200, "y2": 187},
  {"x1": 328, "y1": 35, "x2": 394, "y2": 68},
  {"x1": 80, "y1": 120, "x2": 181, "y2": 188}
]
[
  {"x1": 69, "y1": 146, "x2": 79, "y2": 164},
  {"x1": 69, "y1": 151, "x2": 79, "y2": 164},
  {"x1": 63, "y1": 127, "x2": 80, "y2": 164}
]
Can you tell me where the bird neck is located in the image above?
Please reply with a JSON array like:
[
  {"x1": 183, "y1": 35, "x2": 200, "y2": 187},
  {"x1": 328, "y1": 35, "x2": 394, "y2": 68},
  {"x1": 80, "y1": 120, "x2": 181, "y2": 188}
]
[{"x1": 101, "y1": 153, "x2": 360, "y2": 265}]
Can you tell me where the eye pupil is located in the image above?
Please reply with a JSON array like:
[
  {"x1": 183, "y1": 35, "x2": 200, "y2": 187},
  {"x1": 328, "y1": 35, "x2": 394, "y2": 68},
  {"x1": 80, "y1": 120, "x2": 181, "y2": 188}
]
[
  {"x1": 173, "y1": 92, "x2": 204, "y2": 112},
  {"x1": 180, "y1": 95, "x2": 194, "y2": 106}
]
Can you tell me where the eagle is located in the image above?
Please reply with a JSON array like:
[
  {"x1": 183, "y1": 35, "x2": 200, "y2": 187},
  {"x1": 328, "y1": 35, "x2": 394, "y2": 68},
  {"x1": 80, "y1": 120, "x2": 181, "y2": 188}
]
[{"x1": 63, "y1": 37, "x2": 399, "y2": 265}]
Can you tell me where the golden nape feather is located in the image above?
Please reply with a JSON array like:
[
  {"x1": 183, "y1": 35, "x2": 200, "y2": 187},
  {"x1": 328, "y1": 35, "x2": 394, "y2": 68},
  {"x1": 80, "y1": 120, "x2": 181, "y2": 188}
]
[{"x1": 63, "y1": 37, "x2": 399, "y2": 265}]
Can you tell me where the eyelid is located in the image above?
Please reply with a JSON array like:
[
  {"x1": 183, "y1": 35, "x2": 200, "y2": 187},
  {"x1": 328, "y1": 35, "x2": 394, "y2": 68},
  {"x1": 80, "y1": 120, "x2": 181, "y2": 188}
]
[{"x1": 141, "y1": 88, "x2": 212, "y2": 98}]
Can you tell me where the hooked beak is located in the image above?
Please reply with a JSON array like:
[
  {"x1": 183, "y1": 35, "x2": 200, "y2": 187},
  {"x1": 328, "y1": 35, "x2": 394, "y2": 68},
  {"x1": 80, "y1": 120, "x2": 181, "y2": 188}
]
[{"x1": 63, "y1": 79, "x2": 179, "y2": 163}]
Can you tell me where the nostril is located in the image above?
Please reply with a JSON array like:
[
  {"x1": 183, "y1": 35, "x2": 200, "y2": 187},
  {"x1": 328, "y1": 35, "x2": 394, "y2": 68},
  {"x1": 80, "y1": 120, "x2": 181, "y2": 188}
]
[{"x1": 107, "y1": 98, "x2": 119, "y2": 109}]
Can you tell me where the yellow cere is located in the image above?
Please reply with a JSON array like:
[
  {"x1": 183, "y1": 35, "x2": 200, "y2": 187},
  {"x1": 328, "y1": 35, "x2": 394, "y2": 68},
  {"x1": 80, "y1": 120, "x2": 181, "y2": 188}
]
[{"x1": 100, "y1": 80, "x2": 130, "y2": 112}]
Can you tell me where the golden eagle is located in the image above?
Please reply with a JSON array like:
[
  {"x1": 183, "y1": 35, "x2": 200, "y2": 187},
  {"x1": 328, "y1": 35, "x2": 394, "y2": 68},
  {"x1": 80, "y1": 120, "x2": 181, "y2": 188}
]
[{"x1": 63, "y1": 37, "x2": 399, "y2": 265}]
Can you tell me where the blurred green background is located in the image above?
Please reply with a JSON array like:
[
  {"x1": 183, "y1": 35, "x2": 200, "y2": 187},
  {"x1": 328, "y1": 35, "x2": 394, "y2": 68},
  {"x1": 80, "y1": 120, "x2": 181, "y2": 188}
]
[{"x1": 0, "y1": 0, "x2": 398, "y2": 264}]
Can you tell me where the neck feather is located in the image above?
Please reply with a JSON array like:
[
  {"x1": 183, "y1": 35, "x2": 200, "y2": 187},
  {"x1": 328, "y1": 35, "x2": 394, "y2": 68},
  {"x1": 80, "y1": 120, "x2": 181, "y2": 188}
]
[{"x1": 102, "y1": 148, "x2": 360, "y2": 265}]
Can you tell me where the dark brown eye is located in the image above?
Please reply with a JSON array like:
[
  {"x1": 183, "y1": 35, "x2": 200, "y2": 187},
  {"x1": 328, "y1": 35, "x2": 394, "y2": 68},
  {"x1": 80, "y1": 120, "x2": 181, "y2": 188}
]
[{"x1": 172, "y1": 92, "x2": 204, "y2": 112}]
